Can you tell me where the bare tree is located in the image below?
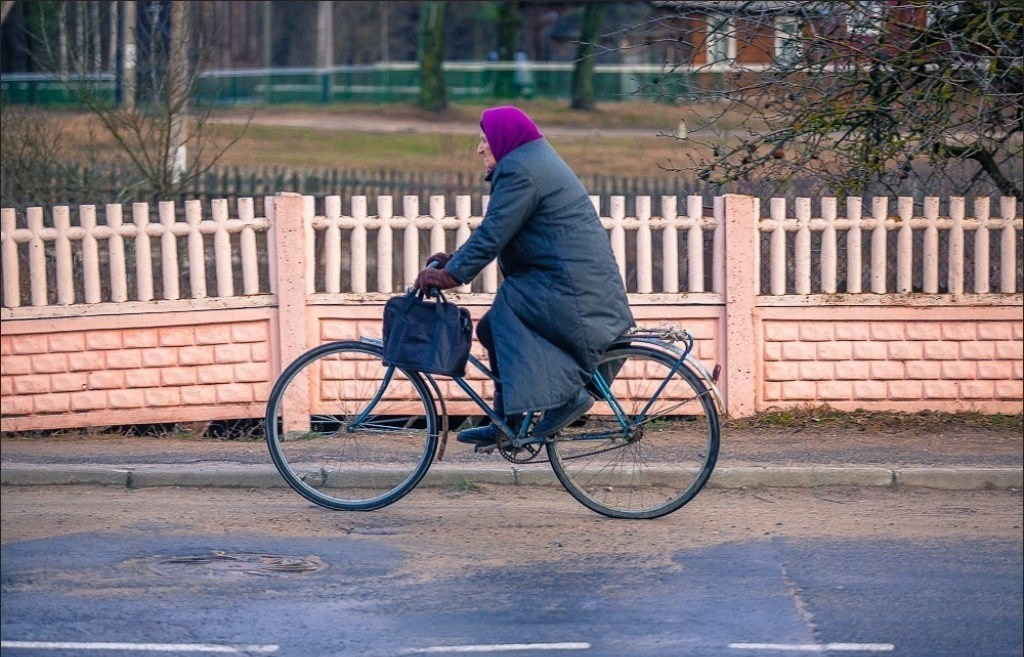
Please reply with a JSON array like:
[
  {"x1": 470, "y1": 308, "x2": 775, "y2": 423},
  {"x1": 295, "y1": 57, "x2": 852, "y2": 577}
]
[
  {"x1": 12, "y1": 0, "x2": 247, "y2": 203},
  {"x1": 628, "y1": 0, "x2": 1022, "y2": 198},
  {"x1": 0, "y1": 104, "x2": 105, "y2": 208}
]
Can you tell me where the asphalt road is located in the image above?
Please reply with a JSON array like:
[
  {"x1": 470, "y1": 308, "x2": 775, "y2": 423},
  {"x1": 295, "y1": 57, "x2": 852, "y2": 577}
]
[{"x1": 2, "y1": 484, "x2": 1021, "y2": 657}]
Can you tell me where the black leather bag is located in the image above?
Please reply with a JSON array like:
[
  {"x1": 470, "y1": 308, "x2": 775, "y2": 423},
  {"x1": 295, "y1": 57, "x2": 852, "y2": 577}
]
[{"x1": 382, "y1": 290, "x2": 472, "y2": 377}]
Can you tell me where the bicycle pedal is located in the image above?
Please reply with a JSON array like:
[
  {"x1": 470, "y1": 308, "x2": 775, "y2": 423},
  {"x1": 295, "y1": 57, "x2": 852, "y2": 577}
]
[{"x1": 474, "y1": 444, "x2": 497, "y2": 454}]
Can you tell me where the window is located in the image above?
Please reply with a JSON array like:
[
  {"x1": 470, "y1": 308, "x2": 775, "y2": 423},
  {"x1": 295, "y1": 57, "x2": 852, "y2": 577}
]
[
  {"x1": 927, "y1": 0, "x2": 964, "y2": 28},
  {"x1": 706, "y1": 14, "x2": 734, "y2": 65},
  {"x1": 775, "y1": 15, "x2": 801, "y2": 67},
  {"x1": 847, "y1": 1, "x2": 884, "y2": 37}
]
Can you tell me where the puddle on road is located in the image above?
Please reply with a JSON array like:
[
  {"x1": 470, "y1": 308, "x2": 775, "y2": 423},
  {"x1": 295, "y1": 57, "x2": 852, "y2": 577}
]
[{"x1": 148, "y1": 551, "x2": 328, "y2": 578}]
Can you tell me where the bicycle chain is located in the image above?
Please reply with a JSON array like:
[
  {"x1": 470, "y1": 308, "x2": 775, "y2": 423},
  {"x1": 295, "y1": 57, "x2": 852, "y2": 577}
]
[
  {"x1": 497, "y1": 439, "x2": 544, "y2": 464},
  {"x1": 495, "y1": 428, "x2": 643, "y2": 463},
  {"x1": 559, "y1": 440, "x2": 635, "y2": 460},
  {"x1": 557, "y1": 424, "x2": 644, "y2": 460}
]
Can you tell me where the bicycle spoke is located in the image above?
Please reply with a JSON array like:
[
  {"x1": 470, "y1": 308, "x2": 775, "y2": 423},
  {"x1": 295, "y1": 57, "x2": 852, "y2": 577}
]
[
  {"x1": 266, "y1": 341, "x2": 438, "y2": 511},
  {"x1": 547, "y1": 344, "x2": 719, "y2": 519}
]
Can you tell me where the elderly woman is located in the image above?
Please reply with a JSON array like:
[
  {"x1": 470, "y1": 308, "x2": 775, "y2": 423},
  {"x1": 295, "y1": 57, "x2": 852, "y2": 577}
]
[{"x1": 415, "y1": 106, "x2": 634, "y2": 448}]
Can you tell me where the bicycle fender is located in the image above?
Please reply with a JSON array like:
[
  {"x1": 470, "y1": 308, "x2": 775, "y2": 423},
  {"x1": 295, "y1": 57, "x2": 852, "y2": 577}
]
[{"x1": 609, "y1": 335, "x2": 725, "y2": 416}]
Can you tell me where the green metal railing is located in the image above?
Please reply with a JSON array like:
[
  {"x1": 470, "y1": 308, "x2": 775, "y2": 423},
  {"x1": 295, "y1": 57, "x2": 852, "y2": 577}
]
[{"x1": 1, "y1": 62, "x2": 721, "y2": 107}]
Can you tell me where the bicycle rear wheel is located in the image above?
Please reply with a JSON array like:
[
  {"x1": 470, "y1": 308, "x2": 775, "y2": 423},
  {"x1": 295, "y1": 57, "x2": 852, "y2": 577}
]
[
  {"x1": 546, "y1": 344, "x2": 720, "y2": 519},
  {"x1": 265, "y1": 340, "x2": 438, "y2": 511}
]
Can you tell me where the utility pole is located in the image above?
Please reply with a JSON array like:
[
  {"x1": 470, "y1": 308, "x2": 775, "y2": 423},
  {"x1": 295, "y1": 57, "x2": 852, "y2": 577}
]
[
  {"x1": 380, "y1": 0, "x2": 390, "y2": 99},
  {"x1": 379, "y1": 0, "x2": 389, "y2": 63},
  {"x1": 317, "y1": 1, "x2": 333, "y2": 102},
  {"x1": 0, "y1": 1, "x2": 15, "y2": 24},
  {"x1": 263, "y1": 1, "x2": 272, "y2": 67},
  {"x1": 263, "y1": 0, "x2": 272, "y2": 101},
  {"x1": 119, "y1": 0, "x2": 137, "y2": 111},
  {"x1": 168, "y1": 0, "x2": 189, "y2": 184}
]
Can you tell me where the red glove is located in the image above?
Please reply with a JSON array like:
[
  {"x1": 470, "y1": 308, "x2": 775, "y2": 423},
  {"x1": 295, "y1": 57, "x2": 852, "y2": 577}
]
[
  {"x1": 414, "y1": 267, "x2": 460, "y2": 293},
  {"x1": 426, "y1": 252, "x2": 453, "y2": 268}
]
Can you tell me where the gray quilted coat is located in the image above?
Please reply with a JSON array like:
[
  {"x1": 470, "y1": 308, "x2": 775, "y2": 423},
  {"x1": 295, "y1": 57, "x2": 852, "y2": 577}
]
[{"x1": 445, "y1": 139, "x2": 634, "y2": 415}]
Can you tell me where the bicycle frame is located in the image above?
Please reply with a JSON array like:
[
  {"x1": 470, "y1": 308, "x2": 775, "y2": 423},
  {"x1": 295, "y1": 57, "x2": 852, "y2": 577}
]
[
  {"x1": 355, "y1": 337, "x2": 519, "y2": 445},
  {"x1": 355, "y1": 342, "x2": 547, "y2": 447},
  {"x1": 355, "y1": 329, "x2": 719, "y2": 451},
  {"x1": 265, "y1": 329, "x2": 723, "y2": 517}
]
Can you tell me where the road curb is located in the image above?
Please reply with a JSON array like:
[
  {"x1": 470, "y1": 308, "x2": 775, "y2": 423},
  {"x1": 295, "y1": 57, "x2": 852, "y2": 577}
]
[
  {"x1": 709, "y1": 466, "x2": 897, "y2": 489},
  {"x1": 894, "y1": 467, "x2": 1024, "y2": 491},
  {"x1": 2, "y1": 464, "x2": 1021, "y2": 491}
]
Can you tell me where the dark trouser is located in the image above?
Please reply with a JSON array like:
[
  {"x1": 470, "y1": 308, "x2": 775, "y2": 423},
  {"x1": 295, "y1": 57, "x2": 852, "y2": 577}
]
[{"x1": 476, "y1": 310, "x2": 503, "y2": 416}]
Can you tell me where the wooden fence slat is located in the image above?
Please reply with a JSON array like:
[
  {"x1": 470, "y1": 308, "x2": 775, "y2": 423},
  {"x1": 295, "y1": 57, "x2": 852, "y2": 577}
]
[
  {"x1": 1, "y1": 194, "x2": 1021, "y2": 309},
  {"x1": 53, "y1": 206, "x2": 74, "y2": 305},
  {"x1": 1000, "y1": 197, "x2": 1017, "y2": 294},
  {"x1": 134, "y1": 203, "x2": 153, "y2": 302},
  {"x1": 107, "y1": 204, "x2": 128, "y2": 303},
  {"x1": 973, "y1": 197, "x2": 990, "y2": 295},
  {"x1": 81, "y1": 205, "x2": 101, "y2": 304}
]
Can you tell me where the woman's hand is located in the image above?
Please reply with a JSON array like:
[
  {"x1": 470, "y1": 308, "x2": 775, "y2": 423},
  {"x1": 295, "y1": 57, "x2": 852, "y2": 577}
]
[
  {"x1": 414, "y1": 267, "x2": 460, "y2": 293},
  {"x1": 425, "y1": 252, "x2": 453, "y2": 268}
]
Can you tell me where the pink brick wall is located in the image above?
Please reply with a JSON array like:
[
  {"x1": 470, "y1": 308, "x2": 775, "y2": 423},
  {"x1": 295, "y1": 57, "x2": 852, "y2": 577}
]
[
  {"x1": 759, "y1": 306, "x2": 1023, "y2": 414},
  {"x1": 0, "y1": 298, "x2": 1020, "y2": 432},
  {"x1": 1, "y1": 307, "x2": 274, "y2": 431}
]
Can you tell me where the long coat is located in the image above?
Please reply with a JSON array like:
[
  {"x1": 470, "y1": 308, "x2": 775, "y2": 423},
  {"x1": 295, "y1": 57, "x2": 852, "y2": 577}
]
[{"x1": 445, "y1": 139, "x2": 634, "y2": 415}]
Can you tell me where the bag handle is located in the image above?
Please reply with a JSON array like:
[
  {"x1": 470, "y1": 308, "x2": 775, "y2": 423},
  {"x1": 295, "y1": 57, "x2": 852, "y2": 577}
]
[
  {"x1": 407, "y1": 287, "x2": 448, "y2": 305},
  {"x1": 409, "y1": 260, "x2": 451, "y2": 305}
]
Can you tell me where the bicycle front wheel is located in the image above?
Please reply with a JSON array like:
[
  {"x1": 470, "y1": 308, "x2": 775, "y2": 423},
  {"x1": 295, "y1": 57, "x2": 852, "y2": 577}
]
[
  {"x1": 265, "y1": 340, "x2": 438, "y2": 511},
  {"x1": 547, "y1": 344, "x2": 720, "y2": 519}
]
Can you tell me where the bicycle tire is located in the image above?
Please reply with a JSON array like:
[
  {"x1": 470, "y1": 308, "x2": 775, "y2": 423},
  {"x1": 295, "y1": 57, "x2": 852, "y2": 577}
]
[
  {"x1": 546, "y1": 343, "x2": 720, "y2": 519},
  {"x1": 265, "y1": 340, "x2": 438, "y2": 511}
]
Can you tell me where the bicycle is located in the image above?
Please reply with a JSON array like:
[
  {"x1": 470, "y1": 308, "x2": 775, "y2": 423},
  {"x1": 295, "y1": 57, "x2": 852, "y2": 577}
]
[{"x1": 264, "y1": 315, "x2": 722, "y2": 520}]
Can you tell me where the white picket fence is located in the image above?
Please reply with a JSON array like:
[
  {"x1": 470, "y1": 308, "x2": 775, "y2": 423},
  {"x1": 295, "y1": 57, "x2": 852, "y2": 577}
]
[
  {"x1": 1, "y1": 198, "x2": 267, "y2": 308},
  {"x1": 760, "y1": 196, "x2": 1020, "y2": 296},
  {"x1": 1, "y1": 194, "x2": 1020, "y2": 311}
]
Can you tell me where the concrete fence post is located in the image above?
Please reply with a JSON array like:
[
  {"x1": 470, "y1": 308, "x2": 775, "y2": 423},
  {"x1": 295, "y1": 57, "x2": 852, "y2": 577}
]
[
  {"x1": 722, "y1": 194, "x2": 758, "y2": 418},
  {"x1": 271, "y1": 192, "x2": 309, "y2": 380}
]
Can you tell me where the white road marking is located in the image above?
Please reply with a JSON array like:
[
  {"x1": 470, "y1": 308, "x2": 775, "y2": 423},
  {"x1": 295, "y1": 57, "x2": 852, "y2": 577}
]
[
  {"x1": 729, "y1": 643, "x2": 895, "y2": 652},
  {"x1": 403, "y1": 642, "x2": 591, "y2": 654},
  {"x1": 0, "y1": 641, "x2": 279, "y2": 653}
]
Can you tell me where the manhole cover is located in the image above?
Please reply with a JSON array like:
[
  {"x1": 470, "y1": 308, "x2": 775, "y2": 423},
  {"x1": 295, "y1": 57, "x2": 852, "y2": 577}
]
[{"x1": 148, "y1": 551, "x2": 328, "y2": 578}]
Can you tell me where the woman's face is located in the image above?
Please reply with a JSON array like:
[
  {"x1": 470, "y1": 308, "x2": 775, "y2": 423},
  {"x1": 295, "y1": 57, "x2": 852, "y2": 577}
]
[{"x1": 477, "y1": 132, "x2": 496, "y2": 174}]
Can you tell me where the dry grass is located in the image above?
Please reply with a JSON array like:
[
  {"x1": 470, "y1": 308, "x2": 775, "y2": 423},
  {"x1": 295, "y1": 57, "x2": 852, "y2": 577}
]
[
  {"x1": 6, "y1": 407, "x2": 1021, "y2": 443},
  {"x1": 31, "y1": 100, "x2": 741, "y2": 177},
  {"x1": 233, "y1": 98, "x2": 754, "y2": 131},
  {"x1": 725, "y1": 405, "x2": 1024, "y2": 434},
  {"x1": 208, "y1": 98, "x2": 742, "y2": 175},
  {"x1": 205, "y1": 100, "x2": 722, "y2": 176}
]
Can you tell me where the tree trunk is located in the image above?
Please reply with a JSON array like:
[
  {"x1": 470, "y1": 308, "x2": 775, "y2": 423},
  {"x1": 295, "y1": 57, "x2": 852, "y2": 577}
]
[
  {"x1": 418, "y1": 0, "x2": 447, "y2": 112},
  {"x1": 492, "y1": 0, "x2": 519, "y2": 99},
  {"x1": 570, "y1": 2, "x2": 607, "y2": 111}
]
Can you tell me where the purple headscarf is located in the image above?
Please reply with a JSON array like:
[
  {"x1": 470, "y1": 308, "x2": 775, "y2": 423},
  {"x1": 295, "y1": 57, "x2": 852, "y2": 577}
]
[{"x1": 480, "y1": 106, "x2": 543, "y2": 163}]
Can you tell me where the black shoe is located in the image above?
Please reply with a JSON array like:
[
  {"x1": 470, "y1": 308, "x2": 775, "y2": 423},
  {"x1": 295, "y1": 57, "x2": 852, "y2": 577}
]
[
  {"x1": 456, "y1": 424, "x2": 499, "y2": 447},
  {"x1": 532, "y1": 389, "x2": 595, "y2": 439}
]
